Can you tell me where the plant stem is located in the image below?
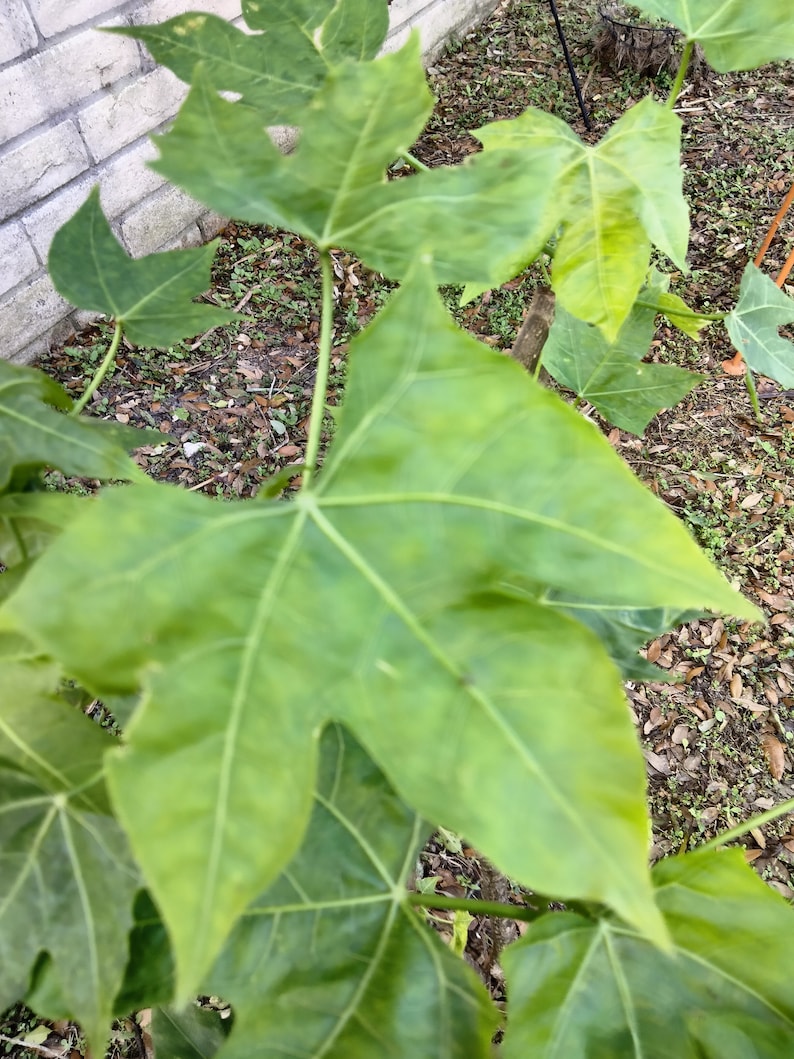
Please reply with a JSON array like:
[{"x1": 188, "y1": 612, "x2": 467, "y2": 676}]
[
  {"x1": 667, "y1": 39, "x2": 694, "y2": 110},
  {"x1": 744, "y1": 365, "x2": 762, "y2": 422},
  {"x1": 301, "y1": 249, "x2": 335, "y2": 491},
  {"x1": 401, "y1": 151, "x2": 430, "y2": 172},
  {"x1": 70, "y1": 320, "x2": 123, "y2": 416},
  {"x1": 698, "y1": 797, "x2": 794, "y2": 853},
  {"x1": 408, "y1": 891, "x2": 550, "y2": 923}
]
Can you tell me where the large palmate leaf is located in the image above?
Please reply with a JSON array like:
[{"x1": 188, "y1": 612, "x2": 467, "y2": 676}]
[
  {"x1": 120, "y1": 0, "x2": 388, "y2": 125},
  {"x1": 502, "y1": 848, "x2": 794, "y2": 1057},
  {"x1": 476, "y1": 98, "x2": 689, "y2": 339},
  {"x1": 151, "y1": 41, "x2": 563, "y2": 286},
  {"x1": 726, "y1": 263, "x2": 794, "y2": 387},
  {"x1": 49, "y1": 188, "x2": 243, "y2": 349},
  {"x1": 2, "y1": 269, "x2": 757, "y2": 995},
  {"x1": 543, "y1": 279, "x2": 704, "y2": 434},
  {"x1": 204, "y1": 725, "x2": 496, "y2": 1058},
  {"x1": 0, "y1": 359, "x2": 156, "y2": 490},
  {"x1": 0, "y1": 650, "x2": 139, "y2": 1051},
  {"x1": 633, "y1": 0, "x2": 794, "y2": 71}
]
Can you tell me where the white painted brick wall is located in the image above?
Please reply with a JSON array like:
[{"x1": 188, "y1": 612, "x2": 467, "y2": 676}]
[{"x1": 0, "y1": 0, "x2": 498, "y2": 363}]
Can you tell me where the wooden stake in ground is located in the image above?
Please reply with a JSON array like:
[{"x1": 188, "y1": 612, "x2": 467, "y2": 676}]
[{"x1": 509, "y1": 287, "x2": 556, "y2": 376}]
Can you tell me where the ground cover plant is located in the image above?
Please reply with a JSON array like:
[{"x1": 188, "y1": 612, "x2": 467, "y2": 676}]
[{"x1": 2, "y1": 0, "x2": 794, "y2": 1055}]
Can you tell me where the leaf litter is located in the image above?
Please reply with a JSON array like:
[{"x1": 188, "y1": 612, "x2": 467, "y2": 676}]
[{"x1": 8, "y1": 0, "x2": 794, "y2": 1052}]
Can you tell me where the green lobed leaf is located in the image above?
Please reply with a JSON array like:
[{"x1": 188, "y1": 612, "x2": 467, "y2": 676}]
[
  {"x1": 633, "y1": 0, "x2": 794, "y2": 71},
  {"x1": 2, "y1": 268, "x2": 757, "y2": 994},
  {"x1": 114, "y1": 14, "x2": 328, "y2": 126},
  {"x1": 48, "y1": 187, "x2": 244, "y2": 349},
  {"x1": 0, "y1": 358, "x2": 157, "y2": 489},
  {"x1": 637, "y1": 266, "x2": 717, "y2": 340},
  {"x1": 0, "y1": 651, "x2": 139, "y2": 1052},
  {"x1": 476, "y1": 98, "x2": 689, "y2": 339},
  {"x1": 726, "y1": 263, "x2": 794, "y2": 387},
  {"x1": 543, "y1": 281, "x2": 705, "y2": 434},
  {"x1": 118, "y1": 0, "x2": 388, "y2": 126},
  {"x1": 502, "y1": 847, "x2": 794, "y2": 1057},
  {"x1": 0, "y1": 492, "x2": 83, "y2": 569},
  {"x1": 205, "y1": 724, "x2": 496, "y2": 1058},
  {"x1": 151, "y1": 42, "x2": 564, "y2": 285},
  {"x1": 320, "y1": 0, "x2": 390, "y2": 64}
]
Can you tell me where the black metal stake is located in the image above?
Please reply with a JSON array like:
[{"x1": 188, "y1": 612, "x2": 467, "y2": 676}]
[{"x1": 547, "y1": 0, "x2": 592, "y2": 130}]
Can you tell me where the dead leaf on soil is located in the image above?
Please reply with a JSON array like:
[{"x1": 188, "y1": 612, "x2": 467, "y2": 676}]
[{"x1": 760, "y1": 734, "x2": 787, "y2": 779}]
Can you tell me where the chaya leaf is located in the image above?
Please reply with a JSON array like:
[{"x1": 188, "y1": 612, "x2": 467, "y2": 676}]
[
  {"x1": 152, "y1": 41, "x2": 564, "y2": 286},
  {"x1": 633, "y1": 0, "x2": 794, "y2": 71},
  {"x1": 502, "y1": 848, "x2": 794, "y2": 1057},
  {"x1": 476, "y1": 97, "x2": 689, "y2": 339},
  {"x1": 0, "y1": 359, "x2": 158, "y2": 490},
  {"x1": 543, "y1": 275, "x2": 704, "y2": 434},
  {"x1": 636, "y1": 266, "x2": 717, "y2": 340},
  {"x1": 0, "y1": 492, "x2": 83, "y2": 569},
  {"x1": 726, "y1": 263, "x2": 794, "y2": 387},
  {"x1": 150, "y1": 1005, "x2": 230, "y2": 1059},
  {"x1": 48, "y1": 187, "x2": 245, "y2": 349},
  {"x1": 3, "y1": 267, "x2": 757, "y2": 996},
  {"x1": 0, "y1": 650, "x2": 139, "y2": 1053},
  {"x1": 204, "y1": 725, "x2": 496, "y2": 1058},
  {"x1": 116, "y1": 0, "x2": 388, "y2": 126}
]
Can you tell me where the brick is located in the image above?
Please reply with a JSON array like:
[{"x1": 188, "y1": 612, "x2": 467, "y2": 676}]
[
  {"x1": 79, "y1": 65, "x2": 187, "y2": 162},
  {"x1": 22, "y1": 177, "x2": 95, "y2": 261},
  {"x1": 99, "y1": 138, "x2": 167, "y2": 217},
  {"x1": 408, "y1": 0, "x2": 499, "y2": 59},
  {"x1": 0, "y1": 4, "x2": 38, "y2": 64},
  {"x1": 0, "y1": 223, "x2": 40, "y2": 299},
  {"x1": 0, "y1": 274, "x2": 70, "y2": 357},
  {"x1": 27, "y1": 0, "x2": 126, "y2": 38},
  {"x1": 121, "y1": 184, "x2": 203, "y2": 256},
  {"x1": 389, "y1": 0, "x2": 432, "y2": 24},
  {"x1": 0, "y1": 25, "x2": 140, "y2": 142},
  {"x1": 0, "y1": 122, "x2": 89, "y2": 223},
  {"x1": 132, "y1": 0, "x2": 241, "y2": 25},
  {"x1": 197, "y1": 211, "x2": 228, "y2": 240}
]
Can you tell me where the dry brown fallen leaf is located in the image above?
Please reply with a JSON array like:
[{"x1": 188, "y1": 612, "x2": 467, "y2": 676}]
[{"x1": 760, "y1": 733, "x2": 787, "y2": 780}]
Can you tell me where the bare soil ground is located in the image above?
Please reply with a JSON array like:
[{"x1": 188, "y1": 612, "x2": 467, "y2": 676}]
[{"x1": 4, "y1": 0, "x2": 794, "y2": 1053}]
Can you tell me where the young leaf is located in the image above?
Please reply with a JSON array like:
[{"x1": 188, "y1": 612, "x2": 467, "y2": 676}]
[
  {"x1": 476, "y1": 98, "x2": 689, "y2": 339},
  {"x1": 502, "y1": 848, "x2": 794, "y2": 1057},
  {"x1": 637, "y1": 267, "x2": 717, "y2": 339},
  {"x1": 48, "y1": 187, "x2": 244, "y2": 348},
  {"x1": 0, "y1": 359, "x2": 157, "y2": 489},
  {"x1": 543, "y1": 292, "x2": 704, "y2": 434},
  {"x1": 152, "y1": 43, "x2": 564, "y2": 286},
  {"x1": 0, "y1": 652, "x2": 139, "y2": 1052},
  {"x1": 726, "y1": 263, "x2": 794, "y2": 387},
  {"x1": 203, "y1": 725, "x2": 496, "y2": 1058},
  {"x1": 3, "y1": 268, "x2": 757, "y2": 995},
  {"x1": 633, "y1": 0, "x2": 794, "y2": 71}
]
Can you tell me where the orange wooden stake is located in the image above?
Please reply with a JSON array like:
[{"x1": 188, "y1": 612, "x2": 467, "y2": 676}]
[
  {"x1": 755, "y1": 180, "x2": 794, "y2": 268},
  {"x1": 776, "y1": 244, "x2": 794, "y2": 288}
]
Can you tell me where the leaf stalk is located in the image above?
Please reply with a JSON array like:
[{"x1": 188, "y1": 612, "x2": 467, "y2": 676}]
[
  {"x1": 302, "y1": 249, "x2": 335, "y2": 490},
  {"x1": 698, "y1": 797, "x2": 794, "y2": 853},
  {"x1": 70, "y1": 320, "x2": 123, "y2": 416},
  {"x1": 667, "y1": 40, "x2": 694, "y2": 110},
  {"x1": 408, "y1": 890, "x2": 556, "y2": 923}
]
